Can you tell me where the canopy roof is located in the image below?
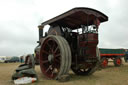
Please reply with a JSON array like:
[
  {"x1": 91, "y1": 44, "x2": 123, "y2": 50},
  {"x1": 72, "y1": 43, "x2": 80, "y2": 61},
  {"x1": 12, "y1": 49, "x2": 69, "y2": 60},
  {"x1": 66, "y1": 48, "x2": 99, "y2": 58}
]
[{"x1": 40, "y1": 7, "x2": 108, "y2": 29}]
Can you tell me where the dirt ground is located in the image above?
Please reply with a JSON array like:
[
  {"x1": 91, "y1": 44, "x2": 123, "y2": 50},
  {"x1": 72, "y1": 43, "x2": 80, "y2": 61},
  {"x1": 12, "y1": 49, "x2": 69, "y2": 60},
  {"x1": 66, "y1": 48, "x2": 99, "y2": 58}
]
[{"x1": 0, "y1": 61, "x2": 128, "y2": 85}]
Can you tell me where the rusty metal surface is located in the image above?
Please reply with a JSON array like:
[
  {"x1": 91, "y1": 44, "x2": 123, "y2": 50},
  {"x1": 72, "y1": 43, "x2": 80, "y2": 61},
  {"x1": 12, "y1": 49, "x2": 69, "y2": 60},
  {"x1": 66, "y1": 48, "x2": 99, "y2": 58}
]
[{"x1": 40, "y1": 7, "x2": 108, "y2": 29}]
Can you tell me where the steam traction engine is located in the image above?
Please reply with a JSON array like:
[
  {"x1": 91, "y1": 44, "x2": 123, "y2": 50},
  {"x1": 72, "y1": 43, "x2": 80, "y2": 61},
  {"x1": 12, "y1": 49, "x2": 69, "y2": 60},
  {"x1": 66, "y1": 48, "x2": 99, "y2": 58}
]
[{"x1": 35, "y1": 7, "x2": 108, "y2": 79}]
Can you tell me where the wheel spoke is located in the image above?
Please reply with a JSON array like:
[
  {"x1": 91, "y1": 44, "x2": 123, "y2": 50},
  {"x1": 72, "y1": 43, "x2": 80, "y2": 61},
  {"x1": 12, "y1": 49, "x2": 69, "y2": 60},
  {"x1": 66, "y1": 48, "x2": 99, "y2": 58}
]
[
  {"x1": 45, "y1": 65, "x2": 52, "y2": 73},
  {"x1": 47, "y1": 42, "x2": 51, "y2": 48},
  {"x1": 42, "y1": 50, "x2": 49, "y2": 54},
  {"x1": 53, "y1": 46, "x2": 59, "y2": 53},
  {"x1": 55, "y1": 53, "x2": 60, "y2": 57},
  {"x1": 52, "y1": 41, "x2": 56, "y2": 49},
  {"x1": 51, "y1": 67, "x2": 55, "y2": 77},
  {"x1": 42, "y1": 60, "x2": 49, "y2": 64},
  {"x1": 55, "y1": 58, "x2": 60, "y2": 63},
  {"x1": 51, "y1": 71, "x2": 54, "y2": 77}
]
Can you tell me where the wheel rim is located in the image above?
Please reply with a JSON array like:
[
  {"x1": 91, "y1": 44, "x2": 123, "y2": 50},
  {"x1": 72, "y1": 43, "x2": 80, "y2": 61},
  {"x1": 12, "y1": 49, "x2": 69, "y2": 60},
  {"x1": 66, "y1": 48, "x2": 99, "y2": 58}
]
[
  {"x1": 116, "y1": 59, "x2": 121, "y2": 65},
  {"x1": 40, "y1": 38, "x2": 62, "y2": 79},
  {"x1": 102, "y1": 59, "x2": 108, "y2": 67}
]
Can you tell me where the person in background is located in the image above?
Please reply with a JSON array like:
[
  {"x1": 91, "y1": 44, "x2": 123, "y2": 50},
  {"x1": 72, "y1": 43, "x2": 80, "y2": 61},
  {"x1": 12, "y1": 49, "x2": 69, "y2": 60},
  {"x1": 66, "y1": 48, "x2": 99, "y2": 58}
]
[{"x1": 20, "y1": 56, "x2": 23, "y2": 63}]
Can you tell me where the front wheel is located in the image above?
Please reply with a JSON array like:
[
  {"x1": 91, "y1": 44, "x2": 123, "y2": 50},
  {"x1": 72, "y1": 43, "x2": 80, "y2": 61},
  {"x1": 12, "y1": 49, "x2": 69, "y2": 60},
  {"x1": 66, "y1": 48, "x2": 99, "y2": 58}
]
[{"x1": 39, "y1": 35, "x2": 71, "y2": 79}]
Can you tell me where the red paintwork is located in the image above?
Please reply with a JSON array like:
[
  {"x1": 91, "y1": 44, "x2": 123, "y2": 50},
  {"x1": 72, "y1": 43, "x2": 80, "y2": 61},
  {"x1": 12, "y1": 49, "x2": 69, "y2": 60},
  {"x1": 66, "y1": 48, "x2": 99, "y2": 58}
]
[
  {"x1": 100, "y1": 54, "x2": 125, "y2": 56},
  {"x1": 116, "y1": 59, "x2": 121, "y2": 65},
  {"x1": 101, "y1": 59, "x2": 108, "y2": 68},
  {"x1": 79, "y1": 33, "x2": 98, "y2": 59},
  {"x1": 40, "y1": 38, "x2": 61, "y2": 79}
]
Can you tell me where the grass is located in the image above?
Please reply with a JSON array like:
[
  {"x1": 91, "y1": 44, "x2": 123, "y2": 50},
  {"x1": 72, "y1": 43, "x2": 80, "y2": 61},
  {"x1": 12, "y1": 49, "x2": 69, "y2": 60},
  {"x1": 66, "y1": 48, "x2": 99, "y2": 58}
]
[{"x1": 0, "y1": 62, "x2": 128, "y2": 85}]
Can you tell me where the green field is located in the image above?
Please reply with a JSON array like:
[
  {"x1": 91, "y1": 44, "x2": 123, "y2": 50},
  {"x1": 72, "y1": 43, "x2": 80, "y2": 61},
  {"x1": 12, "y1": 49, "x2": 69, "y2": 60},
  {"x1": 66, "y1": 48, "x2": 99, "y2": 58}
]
[{"x1": 0, "y1": 62, "x2": 128, "y2": 85}]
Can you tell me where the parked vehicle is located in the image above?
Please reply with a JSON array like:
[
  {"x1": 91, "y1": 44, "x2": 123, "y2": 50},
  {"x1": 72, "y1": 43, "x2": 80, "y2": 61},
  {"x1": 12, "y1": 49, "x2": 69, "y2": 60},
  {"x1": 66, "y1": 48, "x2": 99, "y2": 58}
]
[
  {"x1": 100, "y1": 48, "x2": 125, "y2": 68},
  {"x1": 124, "y1": 50, "x2": 128, "y2": 62},
  {"x1": 33, "y1": 7, "x2": 108, "y2": 80},
  {"x1": 5, "y1": 57, "x2": 20, "y2": 63},
  {"x1": 0, "y1": 56, "x2": 6, "y2": 63}
]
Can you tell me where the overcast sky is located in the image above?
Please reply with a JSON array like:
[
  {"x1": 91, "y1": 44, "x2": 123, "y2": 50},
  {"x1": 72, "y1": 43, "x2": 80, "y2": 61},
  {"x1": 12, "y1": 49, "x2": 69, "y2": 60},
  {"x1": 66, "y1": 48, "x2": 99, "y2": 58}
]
[{"x1": 0, "y1": 0, "x2": 127, "y2": 56}]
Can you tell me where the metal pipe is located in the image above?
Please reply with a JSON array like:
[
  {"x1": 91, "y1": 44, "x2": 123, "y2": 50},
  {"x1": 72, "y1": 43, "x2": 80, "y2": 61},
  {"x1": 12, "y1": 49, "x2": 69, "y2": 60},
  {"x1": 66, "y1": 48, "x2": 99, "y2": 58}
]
[{"x1": 38, "y1": 25, "x2": 44, "y2": 40}]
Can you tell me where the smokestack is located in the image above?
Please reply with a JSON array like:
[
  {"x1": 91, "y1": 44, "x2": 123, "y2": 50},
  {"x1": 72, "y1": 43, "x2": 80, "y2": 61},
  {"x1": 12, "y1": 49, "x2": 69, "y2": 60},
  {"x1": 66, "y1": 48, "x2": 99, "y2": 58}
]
[{"x1": 38, "y1": 25, "x2": 44, "y2": 40}]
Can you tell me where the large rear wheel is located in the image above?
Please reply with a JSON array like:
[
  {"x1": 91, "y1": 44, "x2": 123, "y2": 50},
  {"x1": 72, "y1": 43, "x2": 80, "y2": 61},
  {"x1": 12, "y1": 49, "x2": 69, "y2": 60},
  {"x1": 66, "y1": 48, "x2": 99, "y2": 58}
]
[{"x1": 39, "y1": 35, "x2": 71, "y2": 79}]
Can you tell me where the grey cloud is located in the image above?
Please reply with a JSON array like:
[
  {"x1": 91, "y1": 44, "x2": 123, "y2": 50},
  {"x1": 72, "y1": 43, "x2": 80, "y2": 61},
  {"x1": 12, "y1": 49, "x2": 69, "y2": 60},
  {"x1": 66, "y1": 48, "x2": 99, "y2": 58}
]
[{"x1": 0, "y1": 0, "x2": 128, "y2": 56}]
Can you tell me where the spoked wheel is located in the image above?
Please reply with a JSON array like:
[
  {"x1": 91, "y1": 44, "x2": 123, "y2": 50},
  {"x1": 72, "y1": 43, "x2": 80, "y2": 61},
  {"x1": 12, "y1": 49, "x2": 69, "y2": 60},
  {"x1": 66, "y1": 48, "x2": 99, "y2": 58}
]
[
  {"x1": 101, "y1": 58, "x2": 108, "y2": 68},
  {"x1": 114, "y1": 57, "x2": 122, "y2": 67},
  {"x1": 40, "y1": 35, "x2": 71, "y2": 79},
  {"x1": 71, "y1": 47, "x2": 101, "y2": 76}
]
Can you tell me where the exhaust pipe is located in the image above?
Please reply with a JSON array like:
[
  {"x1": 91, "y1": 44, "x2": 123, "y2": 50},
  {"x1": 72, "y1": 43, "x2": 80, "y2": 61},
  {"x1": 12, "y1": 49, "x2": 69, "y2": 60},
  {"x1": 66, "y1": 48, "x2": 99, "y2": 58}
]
[{"x1": 38, "y1": 25, "x2": 44, "y2": 40}]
